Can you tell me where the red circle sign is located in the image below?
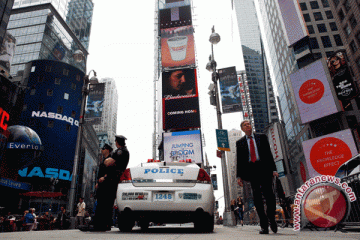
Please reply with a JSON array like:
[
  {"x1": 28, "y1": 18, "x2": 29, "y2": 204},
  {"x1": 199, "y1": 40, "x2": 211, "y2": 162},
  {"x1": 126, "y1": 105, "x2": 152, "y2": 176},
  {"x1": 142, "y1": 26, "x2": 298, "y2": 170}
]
[
  {"x1": 299, "y1": 79, "x2": 325, "y2": 104},
  {"x1": 310, "y1": 137, "x2": 352, "y2": 176},
  {"x1": 304, "y1": 185, "x2": 347, "y2": 228}
]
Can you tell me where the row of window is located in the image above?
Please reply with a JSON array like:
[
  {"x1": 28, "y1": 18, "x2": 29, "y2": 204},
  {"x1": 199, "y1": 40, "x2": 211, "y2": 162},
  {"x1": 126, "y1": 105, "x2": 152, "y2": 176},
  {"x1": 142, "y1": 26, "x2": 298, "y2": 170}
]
[
  {"x1": 300, "y1": 0, "x2": 330, "y2": 11},
  {"x1": 29, "y1": 88, "x2": 76, "y2": 101},
  {"x1": 309, "y1": 34, "x2": 343, "y2": 49},
  {"x1": 29, "y1": 119, "x2": 72, "y2": 132},
  {"x1": 37, "y1": 76, "x2": 77, "y2": 90},
  {"x1": 307, "y1": 22, "x2": 339, "y2": 34},
  {"x1": 303, "y1": 10, "x2": 334, "y2": 22}
]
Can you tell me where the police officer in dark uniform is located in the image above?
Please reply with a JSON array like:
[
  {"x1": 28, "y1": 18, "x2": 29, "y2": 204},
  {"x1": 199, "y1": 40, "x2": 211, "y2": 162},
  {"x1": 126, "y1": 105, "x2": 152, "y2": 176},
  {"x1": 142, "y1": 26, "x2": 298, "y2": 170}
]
[{"x1": 82, "y1": 136, "x2": 129, "y2": 231}]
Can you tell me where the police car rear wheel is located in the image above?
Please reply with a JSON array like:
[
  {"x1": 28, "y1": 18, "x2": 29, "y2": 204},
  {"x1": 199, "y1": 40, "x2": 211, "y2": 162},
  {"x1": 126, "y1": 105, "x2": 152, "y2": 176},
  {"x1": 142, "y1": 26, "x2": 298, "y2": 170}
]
[
  {"x1": 194, "y1": 212, "x2": 214, "y2": 233},
  {"x1": 139, "y1": 221, "x2": 149, "y2": 231}
]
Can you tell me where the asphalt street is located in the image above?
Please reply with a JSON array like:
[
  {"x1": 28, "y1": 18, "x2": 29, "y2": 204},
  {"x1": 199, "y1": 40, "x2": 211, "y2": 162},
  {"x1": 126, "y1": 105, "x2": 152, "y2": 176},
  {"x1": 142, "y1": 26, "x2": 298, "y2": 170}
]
[{"x1": 1, "y1": 224, "x2": 360, "y2": 239}]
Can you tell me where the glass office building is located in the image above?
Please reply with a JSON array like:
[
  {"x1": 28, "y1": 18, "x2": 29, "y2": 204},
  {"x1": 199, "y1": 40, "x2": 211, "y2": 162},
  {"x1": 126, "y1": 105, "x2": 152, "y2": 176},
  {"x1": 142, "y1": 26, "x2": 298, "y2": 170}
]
[
  {"x1": 233, "y1": 0, "x2": 279, "y2": 133},
  {"x1": 0, "y1": 0, "x2": 15, "y2": 45}
]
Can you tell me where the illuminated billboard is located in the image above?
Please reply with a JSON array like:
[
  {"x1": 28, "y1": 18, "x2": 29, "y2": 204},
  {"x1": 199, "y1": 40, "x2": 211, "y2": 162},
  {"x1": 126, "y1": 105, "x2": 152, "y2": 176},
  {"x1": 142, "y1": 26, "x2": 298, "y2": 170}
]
[
  {"x1": 302, "y1": 129, "x2": 358, "y2": 178},
  {"x1": 327, "y1": 50, "x2": 358, "y2": 102},
  {"x1": 277, "y1": 0, "x2": 308, "y2": 46},
  {"x1": 162, "y1": 68, "x2": 197, "y2": 99},
  {"x1": 163, "y1": 130, "x2": 202, "y2": 163},
  {"x1": 289, "y1": 59, "x2": 340, "y2": 124},
  {"x1": 161, "y1": 25, "x2": 195, "y2": 69},
  {"x1": 85, "y1": 83, "x2": 105, "y2": 125},
  {"x1": 163, "y1": 97, "x2": 200, "y2": 130},
  {"x1": 218, "y1": 66, "x2": 242, "y2": 113},
  {"x1": 159, "y1": 5, "x2": 192, "y2": 29},
  {"x1": 0, "y1": 31, "x2": 16, "y2": 75}
]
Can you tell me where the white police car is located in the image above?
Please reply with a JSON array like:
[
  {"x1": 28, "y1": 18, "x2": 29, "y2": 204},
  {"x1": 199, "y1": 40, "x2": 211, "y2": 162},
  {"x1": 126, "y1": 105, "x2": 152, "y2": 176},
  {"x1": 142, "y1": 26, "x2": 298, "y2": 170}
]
[{"x1": 116, "y1": 160, "x2": 215, "y2": 232}]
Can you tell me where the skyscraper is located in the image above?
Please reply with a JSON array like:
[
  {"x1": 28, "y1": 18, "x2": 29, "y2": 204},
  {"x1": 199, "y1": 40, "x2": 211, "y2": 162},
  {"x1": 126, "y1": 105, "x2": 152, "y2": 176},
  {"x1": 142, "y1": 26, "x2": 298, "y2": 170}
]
[
  {"x1": 0, "y1": 0, "x2": 15, "y2": 45},
  {"x1": 232, "y1": 0, "x2": 279, "y2": 134}
]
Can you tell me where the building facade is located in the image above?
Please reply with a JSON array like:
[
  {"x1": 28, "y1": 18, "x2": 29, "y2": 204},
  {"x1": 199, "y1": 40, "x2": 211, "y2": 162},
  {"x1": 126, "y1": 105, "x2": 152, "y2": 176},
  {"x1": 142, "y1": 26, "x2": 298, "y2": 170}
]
[{"x1": 0, "y1": 0, "x2": 14, "y2": 45}]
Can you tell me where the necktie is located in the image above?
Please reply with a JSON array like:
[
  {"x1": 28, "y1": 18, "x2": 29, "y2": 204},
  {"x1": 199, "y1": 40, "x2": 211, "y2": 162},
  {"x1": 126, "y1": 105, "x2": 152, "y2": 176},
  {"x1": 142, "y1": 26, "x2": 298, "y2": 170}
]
[{"x1": 249, "y1": 136, "x2": 256, "y2": 163}]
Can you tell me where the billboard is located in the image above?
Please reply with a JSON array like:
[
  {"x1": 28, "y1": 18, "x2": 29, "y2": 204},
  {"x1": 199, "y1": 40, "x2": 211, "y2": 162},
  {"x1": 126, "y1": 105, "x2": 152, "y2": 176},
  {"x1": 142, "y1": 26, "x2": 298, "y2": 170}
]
[
  {"x1": 159, "y1": 0, "x2": 190, "y2": 9},
  {"x1": 0, "y1": 31, "x2": 16, "y2": 74},
  {"x1": 163, "y1": 97, "x2": 200, "y2": 130},
  {"x1": 162, "y1": 68, "x2": 197, "y2": 99},
  {"x1": 97, "y1": 133, "x2": 109, "y2": 148},
  {"x1": 85, "y1": 83, "x2": 105, "y2": 125},
  {"x1": 327, "y1": 50, "x2": 358, "y2": 102},
  {"x1": 161, "y1": 26, "x2": 195, "y2": 69},
  {"x1": 277, "y1": 0, "x2": 308, "y2": 46},
  {"x1": 159, "y1": 5, "x2": 192, "y2": 29},
  {"x1": 302, "y1": 129, "x2": 358, "y2": 178},
  {"x1": 289, "y1": 59, "x2": 340, "y2": 124},
  {"x1": 266, "y1": 122, "x2": 284, "y2": 162},
  {"x1": 163, "y1": 130, "x2": 202, "y2": 163},
  {"x1": 218, "y1": 67, "x2": 242, "y2": 113}
]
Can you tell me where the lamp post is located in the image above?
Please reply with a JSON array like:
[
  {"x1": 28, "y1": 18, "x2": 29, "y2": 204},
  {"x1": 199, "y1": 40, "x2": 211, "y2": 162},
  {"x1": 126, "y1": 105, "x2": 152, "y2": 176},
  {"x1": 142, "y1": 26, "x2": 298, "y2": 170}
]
[
  {"x1": 68, "y1": 69, "x2": 97, "y2": 228},
  {"x1": 206, "y1": 26, "x2": 235, "y2": 226}
]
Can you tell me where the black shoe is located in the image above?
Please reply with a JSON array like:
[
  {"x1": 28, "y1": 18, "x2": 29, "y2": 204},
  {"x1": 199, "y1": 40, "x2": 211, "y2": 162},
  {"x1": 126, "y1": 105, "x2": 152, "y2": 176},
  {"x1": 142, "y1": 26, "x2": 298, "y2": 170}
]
[
  {"x1": 259, "y1": 228, "x2": 269, "y2": 234},
  {"x1": 270, "y1": 220, "x2": 278, "y2": 233}
]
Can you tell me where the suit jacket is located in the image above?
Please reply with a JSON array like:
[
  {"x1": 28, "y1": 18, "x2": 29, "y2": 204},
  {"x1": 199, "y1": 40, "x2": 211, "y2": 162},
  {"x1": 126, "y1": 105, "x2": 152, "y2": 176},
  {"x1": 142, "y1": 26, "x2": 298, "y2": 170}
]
[{"x1": 236, "y1": 133, "x2": 276, "y2": 181}]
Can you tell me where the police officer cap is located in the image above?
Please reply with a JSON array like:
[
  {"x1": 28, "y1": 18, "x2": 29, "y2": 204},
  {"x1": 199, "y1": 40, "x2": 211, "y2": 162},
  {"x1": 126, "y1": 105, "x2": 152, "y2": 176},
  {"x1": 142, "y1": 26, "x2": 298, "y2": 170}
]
[
  {"x1": 102, "y1": 143, "x2": 113, "y2": 151},
  {"x1": 115, "y1": 135, "x2": 127, "y2": 141}
]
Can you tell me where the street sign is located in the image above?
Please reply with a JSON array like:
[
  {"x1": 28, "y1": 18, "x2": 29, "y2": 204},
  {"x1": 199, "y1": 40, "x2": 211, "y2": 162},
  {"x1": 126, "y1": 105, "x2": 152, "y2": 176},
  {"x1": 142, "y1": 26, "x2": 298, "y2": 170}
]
[{"x1": 216, "y1": 129, "x2": 230, "y2": 151}]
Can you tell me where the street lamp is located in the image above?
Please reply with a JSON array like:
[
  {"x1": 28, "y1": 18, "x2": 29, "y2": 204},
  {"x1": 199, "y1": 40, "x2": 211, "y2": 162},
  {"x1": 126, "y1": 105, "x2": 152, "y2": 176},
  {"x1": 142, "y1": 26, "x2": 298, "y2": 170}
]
[
  {"x1": 68, "y1": 69, "x2": 98, "y2": 227},
  {"x1": 206, "y1": 26, "x2": 235, "y2": 227}
]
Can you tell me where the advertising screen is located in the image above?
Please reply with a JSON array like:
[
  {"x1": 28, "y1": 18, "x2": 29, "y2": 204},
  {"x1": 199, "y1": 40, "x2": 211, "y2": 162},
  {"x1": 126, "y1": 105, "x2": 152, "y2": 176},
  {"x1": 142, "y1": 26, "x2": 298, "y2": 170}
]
[
  {"x1": 163, "y1": 130, "x2": 202, "y2": 163},
  {"x1": 161, "y1": 26, "x2": 195, "y2": 69},
  {"x1": 159, "y1": 0, "x2": 190, "y2": 9},
  {"x1": 302, "y1": 129, "x2": 358, "y2": 178},
  {"x1": 162, "y1": 68, "x2": 197, "y2": 99},
  {"x1": 85, "y1": 83, "x2": 105, "y2": 125},
  {"x1": 159, "y1": 5, "x2": 192, "y2": 29},
  {"x1": 218, "y1": 66, "x2": 242, "y2": 113},
  {"x1": 0, "y1": 31, "x2": 16, "y2": 74},
  {"x1": 266, "y1": 123, "x2": 284, "y2": 162},
  {"x1": 163, "y1": 97, "x2": 200, "y2": 130},
  {"x1": 327, "y1": 50, "x2": 358, "y2": 102},
  {"x1": 277, "y1": 0, "x2": 308, "y2": 46},
  {"x1": 289, "y1": 59, "x2": 340, "y2": 124}
]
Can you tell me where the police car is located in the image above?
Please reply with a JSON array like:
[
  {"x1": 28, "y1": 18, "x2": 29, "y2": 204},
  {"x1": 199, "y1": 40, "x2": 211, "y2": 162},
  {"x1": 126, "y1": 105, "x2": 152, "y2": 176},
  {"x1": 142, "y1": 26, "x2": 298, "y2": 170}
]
[{"x1": 116, "y1": 160, "x2": 215, "y2": 232}]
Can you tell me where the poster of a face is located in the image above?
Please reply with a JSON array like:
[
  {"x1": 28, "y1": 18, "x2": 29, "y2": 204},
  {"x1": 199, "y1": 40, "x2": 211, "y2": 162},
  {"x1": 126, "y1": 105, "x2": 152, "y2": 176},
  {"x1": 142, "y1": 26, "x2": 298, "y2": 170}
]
[
  {"x1": 218, "y1": 66, "x2": 242, "y2": 113},
  {"x1": 0, "y1": 31, "x2": 16, "y2": 73},
  {"x1": 85, "y1": 83, "x2": 105, "y2": 124},
  {"x1": 162, "y1": 68, "x2": 197, "y2": 99},
  {"x1": 161, "y1": 26, "x2": 195, "y2": 69},
  {"x1": 302, "y1": 129, "x2": 358, "y2": 178},
  {"x1": 163, "y1": 130, "x2": 202, "y2": 163},
  {"x1": 326, "y1": 50, "x2": 358, "y2": 101}
]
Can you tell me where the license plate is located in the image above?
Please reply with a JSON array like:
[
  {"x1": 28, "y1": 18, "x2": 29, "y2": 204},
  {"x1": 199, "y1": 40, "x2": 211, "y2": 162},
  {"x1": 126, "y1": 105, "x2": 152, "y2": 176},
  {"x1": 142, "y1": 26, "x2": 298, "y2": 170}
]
[{"x1": 153, "y1": 192, "x2": 174, "y2": 201}]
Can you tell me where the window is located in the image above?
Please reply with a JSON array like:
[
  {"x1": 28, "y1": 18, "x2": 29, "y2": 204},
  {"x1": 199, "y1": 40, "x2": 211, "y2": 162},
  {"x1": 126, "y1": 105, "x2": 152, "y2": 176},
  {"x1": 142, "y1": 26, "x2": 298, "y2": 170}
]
[
  {"x1": 333, "y1": 0, "x2": 340, "y2": 7},
  {"x1": 330, "y1": 22, "x2": 338, "y2": 31},
  {"x1": 350, "y1": 41, "x2": 358, "y2": 53},
  {"x1": 45, "y1": 66, "x2": 52, "y2": 72},
  {"x1": 310, "y1": 1, "x2": 320, "y2": 9},
  {"x1": 321, "y1": 0, "x2": 330, "y2": 7},
  {"x1": 325, "y1": 10, "x2": 334, "y2": 19},
  {"x1": 303, "y1": 14, "x2": 311, "y2": 22},
  {"x1": 38, "y1": 76, "x2": 44, "y2": 82},
  {"x1": 63, "y1": 69, "x2": 69, "y2": 76},
  {"x1": 64, "y1": 93, "x2": 69, "y2": 100},
  {"x1": 29, "y1": 119, "x2": 35, "y2": 127},
  {"x1": 55, "y1": 78, "x2": 61, "y2": 85},
  {"x1": 76, "y1": 75, "x2": 81, "y2": 81},
  {"x1": 22, "y1": 104, "x2": 27, "y2": 111},
  {"x1": 313, "y1": 52, "x2": 322, "y2": 59},
  {"x1": 30, "y1": 88, "x2": 36, "y2": 95},
  {"x1": 356, "y1": 57, "x2": 360, "y2": 69},
  {"x1": 65, "y1": 124, "x2": 71, "y2": 132},
  {"x1": 317, "y1": 24, "x2": 327, "y2": 33},
  {"x1": 334, "y1": 35, "x2": 343, "y2": 46},
  {"x1": 345, "y1": 25, "x2": 352, "y2": 36},
  {"x1": 57, "y1": 106, "x2": 63, "y2": 114},
  {"x1": 350, "y1": 15, "x2": 357, "y2": 29},
  {"x1": 309, "y1": 37, "x2": 320, "y2": 49},
  {"x1": 356, "y1": 32, "x2": 360, "y2": 45},
  {"x1": 314, "y1": 12, "x2": 323, "y2": 21},
  {"x1": 307, "y1": 25, "x2": 315, "y2": 34},
  {"x1": 321, "y1": 36, "x2": 332, "y2": 48},
  {"x1": 300, "y1": 2, "x2": 307, "y2": 10},
  {"x1": 38, "y1": 103, "x2": 45, "y2": 110},
  {"x1": 338, "y1": 9, "x2": 345, "y2": 21},
  {"x1": 71, "y1": 83, "x2": 76, "y2": 90},
  {"x1": 47, "y1": 120, "x2": 54, "y2": 128},
  {"x1": 71, "y1": 111, "x2": 76, "y2": 118},
  {"x1": 326, "y1": 51, "x2": 335, "y2": 58},
  {"x1": 47, "y1": 89, "x2": 53, "y2": 96},
  {"x1": 344, "y1": 0, "x2": 351, "y2": 12}
]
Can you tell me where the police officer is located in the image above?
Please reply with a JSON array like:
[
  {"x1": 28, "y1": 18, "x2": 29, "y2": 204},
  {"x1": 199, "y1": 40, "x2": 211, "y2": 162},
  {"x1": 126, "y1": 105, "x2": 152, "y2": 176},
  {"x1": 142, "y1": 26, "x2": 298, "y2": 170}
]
[{"x1": 82, "y1": 136, "x2": 129, "y2": 231}]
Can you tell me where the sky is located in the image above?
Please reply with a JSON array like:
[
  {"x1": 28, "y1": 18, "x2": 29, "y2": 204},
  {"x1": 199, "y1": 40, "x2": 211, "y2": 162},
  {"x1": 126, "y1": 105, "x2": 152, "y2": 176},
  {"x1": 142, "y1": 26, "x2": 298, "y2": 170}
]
[{"x1": 86, "y1": 0, "x2": 246, "y2": 214}]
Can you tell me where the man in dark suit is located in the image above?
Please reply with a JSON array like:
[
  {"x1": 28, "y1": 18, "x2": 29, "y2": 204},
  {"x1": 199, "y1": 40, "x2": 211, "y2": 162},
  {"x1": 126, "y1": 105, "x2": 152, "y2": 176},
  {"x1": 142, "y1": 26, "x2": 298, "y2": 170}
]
[{"x1": 236, "y1": 120, "x2": 279, "y2": 234}]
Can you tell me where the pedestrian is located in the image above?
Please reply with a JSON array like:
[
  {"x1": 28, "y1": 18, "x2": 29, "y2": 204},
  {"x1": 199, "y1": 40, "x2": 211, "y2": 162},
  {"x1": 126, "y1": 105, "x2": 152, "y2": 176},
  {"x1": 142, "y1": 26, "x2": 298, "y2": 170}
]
[
  {"x1": 55, "y1": 207, "x2": 69, "y2": 229},
  {"x1": 81, "y1": 135, "x2": 129, "y2": 231},
  {"x1": 230, "y1": 199, "x2": 237, "y2": 224},
  {"x1": 236, "y1": 196, "x2": 244, "y2": 226},
  {"x1": 236, "y1": 119, "x2": 279, "y2": 234},
  {"x1": 76, "y1": 197, "x2": 86, "y2": 228}
]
